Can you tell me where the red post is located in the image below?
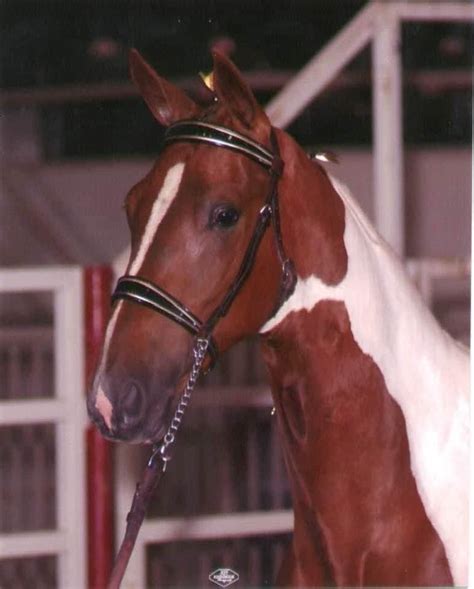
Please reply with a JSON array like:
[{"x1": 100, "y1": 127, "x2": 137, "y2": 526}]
[{"x1": 84, "y1": 266, "x2": 115, "y2": 588}]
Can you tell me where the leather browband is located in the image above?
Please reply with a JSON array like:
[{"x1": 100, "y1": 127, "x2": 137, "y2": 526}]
[{"x1": 164, "y1": 120, "x2": 274, "y2": 169}]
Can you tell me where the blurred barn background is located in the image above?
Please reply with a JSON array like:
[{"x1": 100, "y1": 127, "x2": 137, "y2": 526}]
[{"x1": 0, "y1": 1, "x2": 471, "y2": 587}]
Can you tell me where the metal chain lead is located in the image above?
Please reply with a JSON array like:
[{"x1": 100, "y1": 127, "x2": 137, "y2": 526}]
[{"x1": 149, "y1": 336, "x2": 209, "y2": 472}]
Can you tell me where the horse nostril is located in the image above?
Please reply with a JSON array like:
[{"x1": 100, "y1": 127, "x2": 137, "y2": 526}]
[{"x1": 120, "y1": 381, "x2": 146, "y2": 426}]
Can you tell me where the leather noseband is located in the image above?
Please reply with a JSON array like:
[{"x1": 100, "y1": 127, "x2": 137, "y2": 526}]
[{"x1": 112, "y1": 120, "x2": 296, "y2": 368}]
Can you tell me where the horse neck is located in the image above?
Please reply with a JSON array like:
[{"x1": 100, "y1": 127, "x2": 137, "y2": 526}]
[
  {"x1": 259, "y1": 139, "x2": 469, "y2": 581},
  {"x1": 262, "y1": 139, "x2": 468, "y2": 416},
  {"x1": 318, "y1": 173, "x2": 469, "y2": 407}
]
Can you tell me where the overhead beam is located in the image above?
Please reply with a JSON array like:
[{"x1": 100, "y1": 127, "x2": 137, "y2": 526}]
[
  {"x1": 0, "y1": 66, "x2": 471, "y2": 109},
  {"x1": 393, "y1": 1, "x2": 473, "y2": 22},
  {"x1": 0, "y1": 71, "x2": 293, "y2": 107}
]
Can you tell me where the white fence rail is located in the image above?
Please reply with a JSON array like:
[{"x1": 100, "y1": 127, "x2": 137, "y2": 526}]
[{"x1": 0, "y1": 267, "x2": 86, "y2": 588}]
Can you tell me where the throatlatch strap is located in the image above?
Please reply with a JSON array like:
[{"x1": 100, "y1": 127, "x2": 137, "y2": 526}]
[{"x1": 268, "y1": 127, "x2": 297, "y2": 309}]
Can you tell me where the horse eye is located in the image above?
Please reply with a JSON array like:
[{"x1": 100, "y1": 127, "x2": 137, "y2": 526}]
[{"x1": 210, "y1": 205, "x2": 240, "y2": 229}]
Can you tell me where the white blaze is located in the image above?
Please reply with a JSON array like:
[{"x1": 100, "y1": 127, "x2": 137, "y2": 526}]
[
  {"x1": 261, "y1": 175, "x2": 469, "y2": 585},
  {"x1": 128, "y1": 162, "x2": 185, "y2": 276},
  {"x1": 94, "y1": 162, "x2": 185, "y2": 427}
]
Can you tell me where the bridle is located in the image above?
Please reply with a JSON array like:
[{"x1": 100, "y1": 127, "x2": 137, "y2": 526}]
[
  {"x1": 111, "y1": 119, "x2": 296, "y2": 463},
  {"x1": 107, "y1": 120, "x2": 296, "y2": 588},
  {"x1": 112, "y1": 120, "x2": 296, "y2": 366}
]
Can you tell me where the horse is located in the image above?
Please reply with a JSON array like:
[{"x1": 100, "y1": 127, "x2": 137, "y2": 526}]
[{"x1": 87, "y1": 48, "x2": 469, "y2": 587}]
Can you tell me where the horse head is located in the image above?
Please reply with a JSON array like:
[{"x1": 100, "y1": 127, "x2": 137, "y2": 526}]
[
  {"x1": 88, "y1": 51, "x2": 347, "y2": 442},
  {"x1": 87, "y1": 49, "x2": 347, "y2": 444}
]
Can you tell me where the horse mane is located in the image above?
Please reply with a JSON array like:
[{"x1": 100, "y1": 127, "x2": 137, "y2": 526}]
[
  {"x1": 327, "y1": 172, "x2": 469, "y2": 355},
  {"x1": 328, "y1": 173, "x2": 384, "y2": 248}
]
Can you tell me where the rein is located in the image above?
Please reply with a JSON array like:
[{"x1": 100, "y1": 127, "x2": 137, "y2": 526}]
[{"x1": 107, "y1": 121, "x2": 296, "y2": 588}]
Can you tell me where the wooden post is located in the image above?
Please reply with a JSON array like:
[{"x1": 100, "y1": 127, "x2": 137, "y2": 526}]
[{"x1": 84, "y1": 266, "x2": 115, "y2": 588}]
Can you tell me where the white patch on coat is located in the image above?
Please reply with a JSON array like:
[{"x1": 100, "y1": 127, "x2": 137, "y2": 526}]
[
  {"x1": 128, "y1": 162, "x2": 185, "y2": 276},
  {"x1": 261, "y1": 175, "x2": 469, "y2": 585}
]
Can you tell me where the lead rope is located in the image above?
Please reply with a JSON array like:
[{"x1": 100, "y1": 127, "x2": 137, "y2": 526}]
[
  {"x1": 106, "y1": 126, "x2": 293, "y2": 589},
  {"x1": 106, "y1": 337, "x2": 210, "y2": 589}
]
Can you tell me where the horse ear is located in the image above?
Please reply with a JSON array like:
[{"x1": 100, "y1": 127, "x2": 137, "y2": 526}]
[
  {"x1": 129, "y1": 49, "x2": 200, "y2": 126},
  {"x1": 211, "y1": 51, "x2": 268, "y2": 129}
]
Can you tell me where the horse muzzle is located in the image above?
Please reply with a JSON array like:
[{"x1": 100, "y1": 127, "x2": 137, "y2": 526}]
[{"x1": 87, "y1": 377, "x2": 171, "y2": 444}]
